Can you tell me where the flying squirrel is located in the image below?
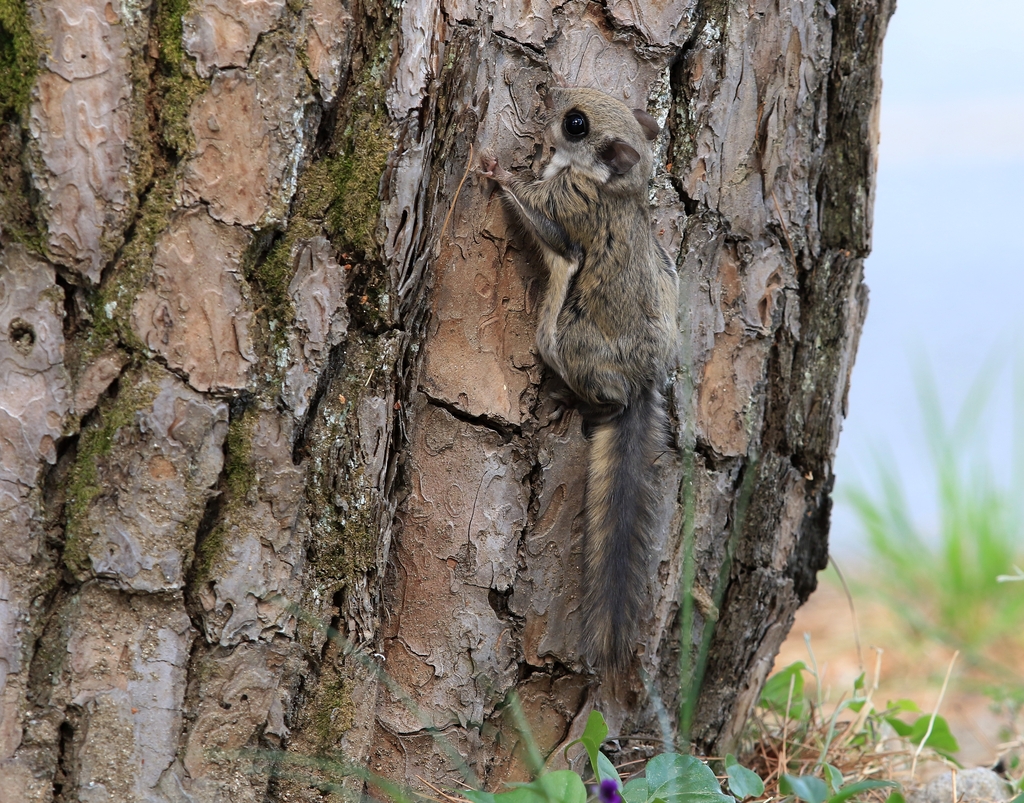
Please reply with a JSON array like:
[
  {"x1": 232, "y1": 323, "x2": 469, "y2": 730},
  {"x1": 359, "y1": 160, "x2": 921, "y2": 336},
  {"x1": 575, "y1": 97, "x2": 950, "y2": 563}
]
[{"x1": 480, "y1": 88, "x2": 679, "y2": 668}]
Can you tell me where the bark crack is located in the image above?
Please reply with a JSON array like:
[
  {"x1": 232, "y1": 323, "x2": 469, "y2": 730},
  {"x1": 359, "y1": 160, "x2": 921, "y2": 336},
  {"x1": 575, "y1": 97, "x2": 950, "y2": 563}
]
[
  {"x1": 418, "y1": 387, "x2": 522, "y2": 441},
  {"x1": 491, "y1": 29, "x2": 547, "y2": 60},
  {"x1": 52, "y1": 715, "x2": 76, "y2": 801},
  {"x1": 292, "y1": 341, "x2": 348, "y2": 463}
]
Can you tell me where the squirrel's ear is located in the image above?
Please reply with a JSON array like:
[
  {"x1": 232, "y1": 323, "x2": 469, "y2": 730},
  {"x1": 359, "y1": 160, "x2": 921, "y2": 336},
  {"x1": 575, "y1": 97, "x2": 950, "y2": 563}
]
[
  {"x1": 598, "y1": 139, "x2": 641, "y2": 174},
  {"x1": 633, "y1": 109, "x2": 660, "y2": 140},
  {"x1": 543, "y1": 84, "x2": 565, "y2": 110}
]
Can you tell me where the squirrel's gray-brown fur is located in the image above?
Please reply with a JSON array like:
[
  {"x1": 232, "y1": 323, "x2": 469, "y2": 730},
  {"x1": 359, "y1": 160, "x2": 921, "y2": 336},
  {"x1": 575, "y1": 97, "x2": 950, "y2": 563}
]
[{"x1": 481, "y1": 87, "x2": 678, "y2": 668}]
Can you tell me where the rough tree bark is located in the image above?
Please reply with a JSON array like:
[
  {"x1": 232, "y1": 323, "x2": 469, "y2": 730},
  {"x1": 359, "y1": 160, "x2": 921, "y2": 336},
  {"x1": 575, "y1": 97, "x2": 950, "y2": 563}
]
[{"x1": 0, "y1": 0, "x2": 892, "y2": 800}]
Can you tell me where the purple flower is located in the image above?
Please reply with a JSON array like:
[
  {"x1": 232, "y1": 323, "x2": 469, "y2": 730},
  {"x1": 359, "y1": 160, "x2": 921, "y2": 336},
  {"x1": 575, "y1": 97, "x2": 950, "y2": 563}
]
[{"x1": 591, "y1": 778, "x2": 622, "y2": 803}]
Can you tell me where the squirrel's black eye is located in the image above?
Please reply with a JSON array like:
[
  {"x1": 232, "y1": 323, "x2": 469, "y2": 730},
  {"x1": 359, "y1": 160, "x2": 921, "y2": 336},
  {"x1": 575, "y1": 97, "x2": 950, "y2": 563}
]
[{"x1": 563, "y1": 110, "x2": 588, "y2": 139}]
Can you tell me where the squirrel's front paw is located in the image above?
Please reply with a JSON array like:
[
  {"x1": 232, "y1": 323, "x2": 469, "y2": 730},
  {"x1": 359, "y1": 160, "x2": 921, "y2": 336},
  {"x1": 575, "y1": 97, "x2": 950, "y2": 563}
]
[
  {"x1": 479, "y1": 152, "x2": 508, "y2": 182},
  {"x1": 479, "y1": 152, "x2": 498, "y2": 175}
]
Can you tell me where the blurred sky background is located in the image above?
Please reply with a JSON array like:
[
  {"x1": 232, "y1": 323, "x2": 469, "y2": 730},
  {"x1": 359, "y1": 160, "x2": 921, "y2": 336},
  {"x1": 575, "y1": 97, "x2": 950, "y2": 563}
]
[{"x1": 830, "y1": 0, "x2": 1024, "y2": 554}]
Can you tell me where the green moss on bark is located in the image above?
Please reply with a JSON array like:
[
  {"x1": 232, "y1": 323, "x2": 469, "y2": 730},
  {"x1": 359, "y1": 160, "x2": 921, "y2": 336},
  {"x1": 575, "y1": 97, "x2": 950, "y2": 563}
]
[
  {"x1": 0, "y1": 0, "x2": 36, "y2": 121},
  {"x1": 225, "y1": 410, "x2": 256, "y2": 499},
  {"x1": 246, "y1": 158, "x2": 341, "y2": 327},
  {"x1": 326, "y1": 110, "x2": 392, "y2": 257},
  {"x1": 247, "y1": 107, "x2": 393, "y2": 335},
  {"x1": 0, "y1": 121, "x2": 42, "y2": 251},
  {"x1": 192, "y1": 408, "x2": 257, "y2": 583},
  {"x1": 152, "y1": 0, "x2": 205, "y2": 156},
  {"x1": 64, "y1": 367, "x2": 161, "y2": 576},
  {"x1": 192, "y1": 522, "x2": 225, "y2": 585},
  {"x1": 309, "y1": 667, "x2": 355, "y2": 750},
  {"x1": 0, "y1": 2, "x2": 41, "y2": 250},
  {"x1": 304, "y1": 336, "x2": 399, "y2": 600},
  {"x1": 67, "y1": 176, "x2": 176, "y2": 378}
]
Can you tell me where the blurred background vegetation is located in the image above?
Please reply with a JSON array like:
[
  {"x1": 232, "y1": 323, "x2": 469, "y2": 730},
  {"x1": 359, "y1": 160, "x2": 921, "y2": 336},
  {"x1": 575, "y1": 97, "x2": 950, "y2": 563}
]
[{"x1": 784, "y1": 0, "x2": 1024, "y2": 772}]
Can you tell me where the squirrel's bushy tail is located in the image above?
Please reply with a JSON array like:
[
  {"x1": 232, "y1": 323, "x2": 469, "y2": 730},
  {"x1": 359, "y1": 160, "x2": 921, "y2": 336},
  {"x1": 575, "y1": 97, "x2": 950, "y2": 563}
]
[{"x1": 580, "y1": 385, "x2": 667, "y2": 668}]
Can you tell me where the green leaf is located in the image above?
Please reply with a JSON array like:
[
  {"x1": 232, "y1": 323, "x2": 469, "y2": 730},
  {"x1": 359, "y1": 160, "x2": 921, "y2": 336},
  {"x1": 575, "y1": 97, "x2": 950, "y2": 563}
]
[
  {"x1": 621, "y1": 778, "x2": 648, "y2": 803},
  {"x1": 823, "y1": 764, "x2": 843, "y2": 795},
  {"x1": 779, "y1": 774, "x2": 828, "y2": 803},
  {"x1": 645, "y1": 753, "x2": 734, "y2": 803},
  {"x1": 760, "y1": 663, "x2": 807, "y2": 719},
  {"x1": 885, "y1": 793, "x2": 906, "y2": 803},
  {"x1": 826, "y1": 780, "x2": 898, "y2": 803},
  {"x1": 907, "y1": 715, "x2": 959, "y2": 755},
  {"x1": 580, "y1": 711, "x2": 609, "y2": 747},
  {"x1": 539, "y1": 771, "x2": 589, "y2": 803},
  {"x1": 888, "y1": 699, "x2": 921, "y2": 714},
  {"x1": 884, "y1": 716, "x2": 914, "y2": 737},
  {"x1": 483, "y1": 788, "x2": 534, "y2": 803},
  {"x1": 565, "y1": 711, "x2": 611, "y2": 783},
  {"x1": 725, "y1": 763, "x2": 764, "y2": 800},
  {"x1": 464, "y1": 792, "x2": 497, "y2": 803},
  {"x1": 492, "y1": 772, "x2": 587, "y2": 803},
  {"x1": 644, "y1": 754, "x2": 689, "y2": 790},
  {"x1": 853, "y1": 673, "x2": 865, "y2": 691},
  {"x1": 597, "y1": 752, "x2": 622, "y2": 785}
]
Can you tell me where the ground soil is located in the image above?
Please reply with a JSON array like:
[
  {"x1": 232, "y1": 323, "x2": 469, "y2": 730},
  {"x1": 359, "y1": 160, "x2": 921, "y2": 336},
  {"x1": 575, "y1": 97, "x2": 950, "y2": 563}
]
[{"x1": 773, "y1": 577, "x2": 1023, "y2": 770}]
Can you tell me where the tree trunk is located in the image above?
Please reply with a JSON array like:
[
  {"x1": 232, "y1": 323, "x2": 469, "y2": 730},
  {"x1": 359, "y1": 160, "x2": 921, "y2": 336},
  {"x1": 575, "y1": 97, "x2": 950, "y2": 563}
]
[{"x1": 0, "y1": 0, "x2": 891, "y2": 800}]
